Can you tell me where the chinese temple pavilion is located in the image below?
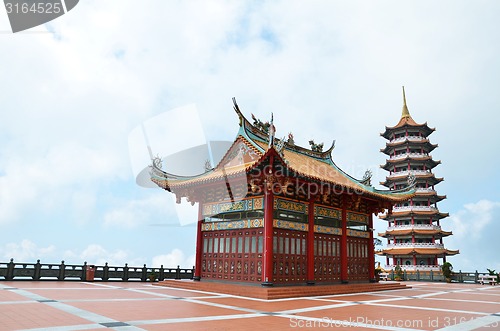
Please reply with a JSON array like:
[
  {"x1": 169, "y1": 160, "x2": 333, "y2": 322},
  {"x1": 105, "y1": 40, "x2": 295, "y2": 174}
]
[
  {"x1": 377, "y1": 88, "x2": 459, "y2": 270},
  {"x1": 151, "y1": 99, "x2": 415, "y2": 286}
]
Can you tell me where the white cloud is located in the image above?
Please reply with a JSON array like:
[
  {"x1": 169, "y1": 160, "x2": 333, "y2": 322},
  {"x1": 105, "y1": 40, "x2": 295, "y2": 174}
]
[
  {"x1": 0, "y1": 240, "x2": 56, "y2": 262},
  {"x1": 103, "y1": 193, "x2": 176, "y2": 229},
  {"x1": 0, "y1": 142, "x2": 123, "y2": 225},
  {"x1": 151, "y1": 249, "x2": 195, "y2": 269},
  {"x1": 449, "y1": 200, "x2": 500, "y2": 241},
  {"x1": 75, "y1": 244, "x2": 142, "y2": 267},
  {"x1": 445, "y1": 200, "x2": 500, "y2": 271}
]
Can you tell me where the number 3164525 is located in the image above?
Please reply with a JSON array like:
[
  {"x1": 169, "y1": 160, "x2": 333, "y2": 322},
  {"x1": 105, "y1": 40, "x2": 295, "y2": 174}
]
[{"x1": 5, "y1": 2, "x2": 62, "y2": 14}]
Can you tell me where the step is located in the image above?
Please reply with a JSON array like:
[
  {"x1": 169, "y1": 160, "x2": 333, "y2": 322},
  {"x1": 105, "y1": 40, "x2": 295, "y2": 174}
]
[{"x1": 155, "y1": 280, "x2": 410, "y2": 300}]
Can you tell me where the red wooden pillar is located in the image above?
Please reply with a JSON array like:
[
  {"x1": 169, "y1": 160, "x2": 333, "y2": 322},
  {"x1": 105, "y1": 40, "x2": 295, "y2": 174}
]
[
  {"x1": 194, "y1": 203, "x2": 203, "y2": 281},
  {"x1": 306, "y1": 197, "x2": 315, "y2": 285},
  {"x1": 341, "y1": 196, "x2": 348, "y2": 283},
  {"x1": 368, "y1": 213, "x2": 375, "y2": 282},
  {"x1": 262, "y1": 180, "x2": 274, "y2": 286},
  {"x1": 413, "y1": 255, "x2": 417, "y2": 266}
]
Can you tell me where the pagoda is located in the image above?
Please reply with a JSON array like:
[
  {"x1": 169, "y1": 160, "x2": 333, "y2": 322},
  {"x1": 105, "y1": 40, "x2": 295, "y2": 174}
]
[
  {"x1": 151, "y1": 98, "x2": 415, "y2": 286},
  {"x1": 377, "y1": 88, "x2": 459, "y2": 271}
]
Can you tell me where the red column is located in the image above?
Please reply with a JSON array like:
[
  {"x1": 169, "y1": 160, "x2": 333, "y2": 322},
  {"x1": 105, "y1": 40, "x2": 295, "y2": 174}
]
[
  {"x1": 262, "y1": 184, "x2": 274, "y2": 286},
  {"x1": 368, "y1": 213, "x2": 375, "y2": 282},
  {"x1": 341, "y1": 197, "x2": 348, "y2": 283},
  {"x1": 307, "y1": 197, "x2": 315, "y2": 285},
  {"x1": 194, "y1": 203, "x2": 203, "y2": 281},
  {"x1": 413, "y1": 255, "x2": 417, "y2": 266},
  {"x1": 386, "y1": 256, "x2": 389, "y2": 266}
]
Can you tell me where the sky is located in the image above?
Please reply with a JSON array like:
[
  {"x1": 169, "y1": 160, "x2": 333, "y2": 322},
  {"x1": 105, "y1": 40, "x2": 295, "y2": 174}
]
[{"x1": 1, "y1": 1, "x2": 499, "y2": 273}]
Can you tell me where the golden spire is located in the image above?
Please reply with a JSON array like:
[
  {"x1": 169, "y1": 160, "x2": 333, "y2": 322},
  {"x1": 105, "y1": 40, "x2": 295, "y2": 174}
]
[{"x1": 401, "y1": 86, "x2": 411, "y2": 119}]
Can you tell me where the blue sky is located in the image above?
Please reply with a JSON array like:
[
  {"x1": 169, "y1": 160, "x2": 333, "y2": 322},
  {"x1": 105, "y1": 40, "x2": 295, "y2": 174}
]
[{"x1": 1, "y1": 1, "x2": 499, "y2": 273}]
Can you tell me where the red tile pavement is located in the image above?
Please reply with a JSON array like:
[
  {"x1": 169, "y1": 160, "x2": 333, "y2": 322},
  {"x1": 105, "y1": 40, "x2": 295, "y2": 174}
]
[
  {"x1": 0, "y1": 281, "x2": 499, "y2": 331},
  {"x1": 0, "y1": 302, "x2": 92, "y2": 330}
]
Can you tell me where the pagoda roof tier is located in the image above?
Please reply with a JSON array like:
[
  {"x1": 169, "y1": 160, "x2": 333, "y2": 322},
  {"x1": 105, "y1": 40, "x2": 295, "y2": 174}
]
[
  {"x1": 381, "y1": 173, "x2": 444, "y2": 187},
  {"x1": 381, "y1": 157, "x2": 441, "y2": 171},
  {"x1": 150, "y1": 98, "x2": 416, "y2": 204},
  {"x1": 378, "y1": 228, "x2": 453, "y2": 238},
  {"x1": 380, "y1": 139, "x2": 438, "y2": 154},
  {"x1": 413, "y1": 190, "x2": 446, "y2": 202},
  {"x1": 379, "y1": 208, "x2": 449, "y2": 220},
  {"x1": 376, "y1": 247, "x2": 459, "y2": 256},
  {"x1": 381, "y1": 172, "x2": 443, "y2": 185},
  {"x1": 380, "y1": 88, "x2": 435, "y2": 139}
]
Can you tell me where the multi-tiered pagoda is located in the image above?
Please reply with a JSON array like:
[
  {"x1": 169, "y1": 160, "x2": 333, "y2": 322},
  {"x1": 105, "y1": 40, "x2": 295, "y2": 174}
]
[
  {"x1": 377, "y1": 88, "x2": 458, "y2": 271},
  {"x1": 151, "y1": 98, "x2": 415, "y2": 285}
]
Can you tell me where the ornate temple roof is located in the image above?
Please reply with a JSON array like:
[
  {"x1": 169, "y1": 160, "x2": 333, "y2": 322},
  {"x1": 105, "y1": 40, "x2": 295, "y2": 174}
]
[
  {"x1": 378, "y1": 228, "x2": 453, "y2": 238},
  {"x1": 380, "y1": 139, "x2": 438, "y2": 155},
  {"x1": 376, "y1": 248, "x2": 459, "y2": 256},
  {"x1": 379, "y1": 209, "x2": 449, "y2": 220},
  {"x1": 150, "y1": 98, "x2": 416, "y2": 203},
  {"x1": 380, "y1": 87, "x2": 435, "y2": 139},
  {"x1": 380, "y1": 173, "x2": 444, "y2": 187},
  {"x1": 381, "y1": 156, "x2": 441, "y2": 171}
]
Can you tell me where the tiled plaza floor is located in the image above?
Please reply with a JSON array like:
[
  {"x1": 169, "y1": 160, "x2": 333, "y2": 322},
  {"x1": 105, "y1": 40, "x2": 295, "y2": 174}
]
[{"x1": 0, "y1": 281, "x2": 499, "y2": 330}]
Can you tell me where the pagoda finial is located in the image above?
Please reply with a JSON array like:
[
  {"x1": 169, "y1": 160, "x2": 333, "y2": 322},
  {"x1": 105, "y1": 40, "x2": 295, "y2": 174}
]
[{"x1": 401, "y1": 86, "x2": 411, "y2": 119}]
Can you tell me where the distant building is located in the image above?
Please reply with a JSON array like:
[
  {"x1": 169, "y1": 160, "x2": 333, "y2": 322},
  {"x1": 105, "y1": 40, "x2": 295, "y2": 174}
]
[
  {"x1": 377, "y1": 88, "x2": 459, "y2": 271},
  {"x1": 151, "y1": 99, "x2": 414, "y2": 285}
]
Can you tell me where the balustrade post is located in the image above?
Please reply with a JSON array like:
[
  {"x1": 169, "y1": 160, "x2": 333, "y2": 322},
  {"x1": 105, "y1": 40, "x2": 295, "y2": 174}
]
[
  {"x1": 34, "y1": 260, "x2": 41, "y2": 280},
  {"x1": 159, "y1": 265, "x2": 165, "y2": 281},
  {"x1": 123, "y1": 263, "x2": 129, "y2": 281},
  {"x1": 103, "y1": 263, "x2": 109, "y2": 281},
  {"x1": 175, "y1": 265, "x2": 181, "y2": 280},
  {"x1": 6, "y1": 258, "x2": 14, "y2": 280},
  {"x1": 192, "y1": 265, "x2": 195, "y2": 279},
  {"x1": 82, "y1": 262, "x2": 87, "y2": 280},
  {"x1": 141, "y1": 264, "x2": 147, "y2": 282},
  {"x1": 430, "y1": 269, "x2": 434, "y2": 281},
  {"x1": 416, "y1": 269, "x2": 420, "y2": 281},
  {"x1": 58, "y1": 260, "x2": 65, "y2": 281}
]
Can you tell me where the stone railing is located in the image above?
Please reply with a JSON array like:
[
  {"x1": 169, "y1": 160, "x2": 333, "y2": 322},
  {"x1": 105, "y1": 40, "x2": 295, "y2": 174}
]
[
  {"x1": 386, "y1": 243, "x2": 444, "y2": 249},
  {"x1": 389, "y1": 136, "x2": 426, "y2": 144},
  {"x1": 389, "y1": 153, "x2": 428, "y2": 160},
  {"x1": 393, "y1": 205, "x2": 438, "y2": 212},
  {"x1": 379, "y1": 268, "x2": 493, "y2": 284},
  {"x1": 416, "y1": 187, "x2": 436, "y2": 193},
  {"x1": 0, "y1": 259, "x2": 194, "y2": 281},
  {"x1": 384, "y1": 264, "x2": 441, "y2": 271},
  {"x1": 388, "y1": 170, "x2": 431, "y2": 178},
  {"x1": 386, "y1": 224, "x2": 441, "y2": 231}
]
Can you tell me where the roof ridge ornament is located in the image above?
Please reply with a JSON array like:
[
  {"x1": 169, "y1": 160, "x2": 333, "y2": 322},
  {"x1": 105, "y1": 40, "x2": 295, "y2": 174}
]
[
  {"x1": 268, "y1": 113, "x2": 275, "y2": 148},
  {"x1": 361, "y1": 169, "x2": 372, "y2": 186},
  {"x1": 232, "y1": 97, "x2": 244, "y2": 126},
  {"x1": 251, "y1": 113, "x2": 270, "y2": 134},
  {"x1": 401, "y1": 86, "x2": 411, "y2": 119},
  {"x1": 308, "y1": 139, "x2": 324, "y2": 152},
  {"x1": 407, "y1": 172, "x2": 417, "y2": 188}
]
